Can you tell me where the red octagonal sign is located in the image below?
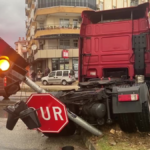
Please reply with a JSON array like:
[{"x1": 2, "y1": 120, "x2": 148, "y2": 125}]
[{"x1": 26, "y1": 94, "x2": 68, "y2": 133}]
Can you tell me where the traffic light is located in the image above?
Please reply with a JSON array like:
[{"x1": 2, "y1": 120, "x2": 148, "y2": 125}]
[
  {"x1": 0, "y1": 56, "x2": 10, "y2": 71},
  {"x1": 4, "y1": 101, "x2": 41, "y2": 130},
  {"x1": 0, "y1": 38, "x2": 28, "y2": 97},
  {"x1": 0, "y1": 39, "x2": 41, "y2": 130}
]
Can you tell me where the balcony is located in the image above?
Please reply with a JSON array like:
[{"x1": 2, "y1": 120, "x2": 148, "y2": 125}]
[
  {"x1": 36, "y1": 0, "x2": 96, "y2": 10},
  {"x1": 34, "y1": 46, "x2": 78, "y2": 60},
  {"x1": 34, "y1": 0, "x2": 95, "y2": 19},
  {"x1": 35, "y1": 24, "x2": 80, "y2": 38},
  {"x1": 25, "y1": 6, "x2": 30, "y2": 16}
]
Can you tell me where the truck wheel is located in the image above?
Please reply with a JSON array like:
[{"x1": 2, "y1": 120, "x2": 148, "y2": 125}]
[
  {"x1": 135, "y1": 102, "x2": 150, "y2": 132},
  {"x1": 118, "y1": 114, "x2": 136, "y2": 133},
  {"x1": 43, "y1": 120, "x2": 76, "y2": 137}
]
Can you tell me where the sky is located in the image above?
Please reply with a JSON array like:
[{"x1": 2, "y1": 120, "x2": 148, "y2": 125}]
[{"x1": 0, "y1": 0, "x2": 25, "y2": 48}]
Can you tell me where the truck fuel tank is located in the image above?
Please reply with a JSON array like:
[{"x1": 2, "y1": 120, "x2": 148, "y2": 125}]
[{"x1": 82, "y1": 103, "x2": 106, "y2": 119}]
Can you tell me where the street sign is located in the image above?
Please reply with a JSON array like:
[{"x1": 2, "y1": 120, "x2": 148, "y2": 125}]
[
  {"x1": 62, "y1": 50, "x2": 69, "y2": 58},
  {"x1": 26, "y1": 94, "x2": 68, "y2": 133}
]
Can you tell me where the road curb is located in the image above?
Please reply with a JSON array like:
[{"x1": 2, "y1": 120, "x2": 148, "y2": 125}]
[{"x1": 81, "y1": 130, "x2": 98, "y2": 150}]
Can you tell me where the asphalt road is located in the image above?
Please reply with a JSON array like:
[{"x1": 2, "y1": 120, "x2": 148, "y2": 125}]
[{"x1": 0, "y1": 94, "x2": 87, "y2": 150}]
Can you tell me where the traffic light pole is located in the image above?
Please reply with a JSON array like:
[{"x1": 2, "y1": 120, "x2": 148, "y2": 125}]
[{"x1": 24, "y1": 77, "x2": 103, "y2": 137}]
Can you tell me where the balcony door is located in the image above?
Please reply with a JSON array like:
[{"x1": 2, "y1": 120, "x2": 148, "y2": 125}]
[
  {"x1": 60, "y1": 19, "x2": 69, "y2": 28},
  {"x1": 73, "y1": 19, "x2": 78, "y2": 29}
]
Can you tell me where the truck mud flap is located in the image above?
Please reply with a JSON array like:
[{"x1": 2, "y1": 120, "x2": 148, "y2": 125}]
[{"x1": 112, "y1": 83, "x2": 149, "y2": 114}]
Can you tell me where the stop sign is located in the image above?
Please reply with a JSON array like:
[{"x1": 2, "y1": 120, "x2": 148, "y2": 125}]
[{"x1": 26, "y1": 93, "x2": 68, "y2": 133}]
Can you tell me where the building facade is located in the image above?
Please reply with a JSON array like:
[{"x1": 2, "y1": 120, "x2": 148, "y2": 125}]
[
  {"x1": 15, "y1": 37, "x2": 28, "y2": 59},
  {"x1": 25, "y1": 0, "x2": 149, "y2": 76},
  {"x1": 96, "y1": 0, "x2": 149, "y2": 10},
  {"x1": 25, "y1": 0, "x2": 96, "y2": 76},
  {"x1": 14, "y1": 37, "x2": 30, "y2": 77}
]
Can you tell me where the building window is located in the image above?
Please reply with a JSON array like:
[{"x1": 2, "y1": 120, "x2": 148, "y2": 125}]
[
  {"x1": 56, "y1": 71, "x2": 62, "y2": 76},
  {"x1": 73, "y1": 40, "x2": 78, "y2": 48},
  {"x1": 37, "y1": 0, "x2": 96, "y2": 10},
  {"x1": 99, "y1": 1, "x2": 104, "y2": 10},
  {"x1": 63, "y1": 71, "x2": 69, "y2": 76},
  {"x1": 113, "y1": 6, "x2": 116, "y2": 9},
  {"x1": 52, "y1": 58, "x2": 69, "y2": 71},
  {"x1": 130, "y1": 0, "x2": 139, "y2": 6},
  {"x1": 60, "y1": 19, "x2": 69, "y2": 28},
  {"x1": 73, "y1": 19, "x2": 78, "y2": 28},
  {"x1": 38, "y1": 22, "x2": 44, "y2": 29},
  {"x1": 72, "y1": 58, "x2": 79, "y2": 78},
  {"x1": 72, "y1": 58, "x2": 78, "y2": 71},
  {"x1": 60, "y1": 40, "x2": 70, "y2": 49}
]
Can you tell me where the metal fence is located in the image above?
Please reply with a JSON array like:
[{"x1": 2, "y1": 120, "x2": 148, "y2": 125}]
[{"x1": 36, "y1": 24, "x2": 80, "y2": 31}]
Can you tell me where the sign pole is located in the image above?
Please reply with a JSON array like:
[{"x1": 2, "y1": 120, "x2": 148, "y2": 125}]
[{"x1": 24, "y1": 77, "x2": 103, "y2": 136}]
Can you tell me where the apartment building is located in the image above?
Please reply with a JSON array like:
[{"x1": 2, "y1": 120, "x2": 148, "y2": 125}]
[
  {"x1": 15, "y1": 37, "x2": 28, "y2": 59},
  {"x1": 25, "y1": 0, "x2": 96, "y2": 76},
  {"x1": 96, "y1": 0, "x2": 149, "y2": 10},
  {"x1": 14, "y1": 37, "x2": 30, "y2": 77}
]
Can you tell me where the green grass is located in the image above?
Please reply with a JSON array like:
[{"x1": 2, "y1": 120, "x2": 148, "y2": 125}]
[
  {"x1": 97, "y1": 136, "x2": 146, "y2": 150},
  {"x1": 98, "y1": 137, "x2": 113, "y2": 150}
]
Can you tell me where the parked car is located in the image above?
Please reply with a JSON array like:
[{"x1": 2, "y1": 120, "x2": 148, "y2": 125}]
[{"x1": 41, "y1": 70, "x2": 76, "y2": 85}]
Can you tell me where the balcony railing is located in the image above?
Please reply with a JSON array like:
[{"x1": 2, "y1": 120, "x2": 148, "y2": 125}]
[
  {"x1": 43, "y1": 46, "x2": 78, "y2": 50},
  {"x1": 36, "y1": 24, "x2": 80, "y2": 32},
  {"x1": 37, "y1": 0, "x2": 96, "y2": 10},
  {"x1": 34, "y1": 46, "x2": 78, "y2": 55}
]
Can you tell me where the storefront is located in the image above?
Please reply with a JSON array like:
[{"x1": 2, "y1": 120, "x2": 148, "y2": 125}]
[
  {"x1": 52, "y1": 58, "x2": 69, "y2": 71},
  {"x1": 72, "y1": 58, "x2": 79, "y2": 78}
]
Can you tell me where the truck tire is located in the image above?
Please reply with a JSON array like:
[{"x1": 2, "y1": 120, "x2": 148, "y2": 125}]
[
  {"x1": 135, "y1": 102, "x2": 150, "y2": 132},
  {"x1": 43, "y1": 120, "x2": 76, "y2": 137},
  {"x1": 118, "y1": 114, "x2": 136, "y2": 133}
]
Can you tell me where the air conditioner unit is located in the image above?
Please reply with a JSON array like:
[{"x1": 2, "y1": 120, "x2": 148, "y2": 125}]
[{"x1": 39, "y1": 40, "x2": 45, "y2": 45}]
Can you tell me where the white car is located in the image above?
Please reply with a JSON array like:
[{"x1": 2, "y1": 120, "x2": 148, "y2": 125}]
[{"x1": 41, "y1": 70, "x2": 76, "y2": 85}]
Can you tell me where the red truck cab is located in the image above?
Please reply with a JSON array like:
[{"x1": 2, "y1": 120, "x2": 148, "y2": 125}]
[{"x1": 79, "y1": 2, "x2": 150, "y2": 82}]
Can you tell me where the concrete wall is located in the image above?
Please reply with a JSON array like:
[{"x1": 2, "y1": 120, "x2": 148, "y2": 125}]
[{"x1": 34, "y1": 49, "x2": 79, "y2": 60}]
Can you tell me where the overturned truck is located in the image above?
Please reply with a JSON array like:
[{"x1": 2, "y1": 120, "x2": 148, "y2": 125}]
[{"x1": 3, "y1": 2, "x2": 150, "y2": 136}]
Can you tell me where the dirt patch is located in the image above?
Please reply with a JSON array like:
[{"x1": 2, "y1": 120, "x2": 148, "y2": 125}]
[{"x1": 91, "y1": 125, "x2": 150, "y2": 150}]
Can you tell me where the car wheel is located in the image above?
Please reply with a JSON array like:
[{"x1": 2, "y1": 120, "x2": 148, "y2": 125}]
[
  {"x1": 62, "y1": 80, "x2": 67, "y2": 86},
  {"x1": 42, "y1": 80, "x2": 48, "y2": 85}
]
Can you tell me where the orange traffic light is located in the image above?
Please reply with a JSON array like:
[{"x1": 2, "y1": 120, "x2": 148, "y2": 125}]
[{"x1": 0, "y1": 56, "x2": 10, "y2": 71}]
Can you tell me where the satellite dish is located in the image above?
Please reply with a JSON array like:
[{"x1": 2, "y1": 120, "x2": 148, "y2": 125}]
[{"x1": 31, "y1": 45, "x2": 37, "y2": 51}]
